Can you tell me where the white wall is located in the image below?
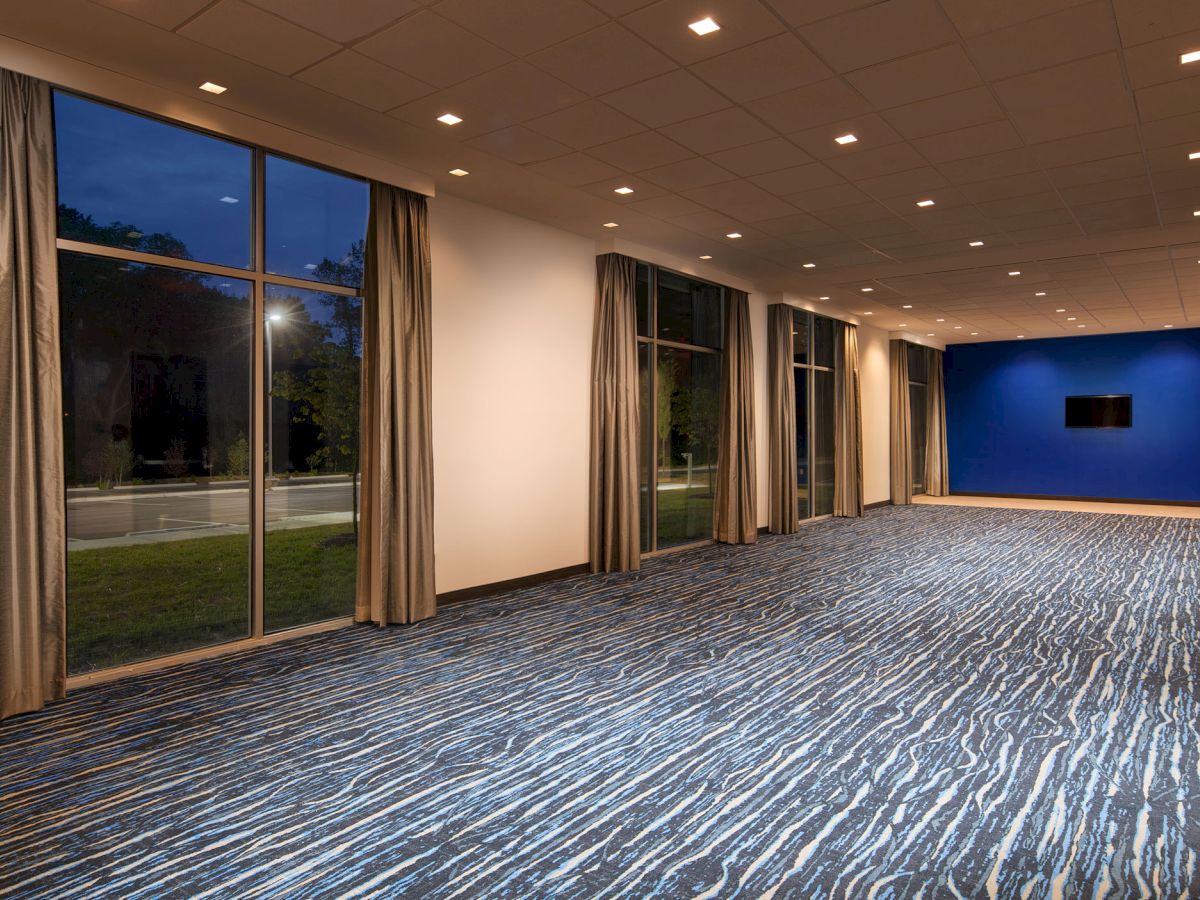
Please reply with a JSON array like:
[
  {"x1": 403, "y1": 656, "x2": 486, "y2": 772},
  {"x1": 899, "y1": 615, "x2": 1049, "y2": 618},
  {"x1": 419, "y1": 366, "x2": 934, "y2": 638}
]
[
  {"x1": 858, "y1": 324, "x2": 891, "y2": 506},
  {"x1": 430, "y1": 194, "x2": 596, "y2": 593}
]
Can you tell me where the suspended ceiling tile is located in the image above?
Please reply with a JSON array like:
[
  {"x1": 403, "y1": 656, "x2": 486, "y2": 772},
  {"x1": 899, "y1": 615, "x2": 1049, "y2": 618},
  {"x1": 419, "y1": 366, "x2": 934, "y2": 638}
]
[
  {"x1": 787, "y1": 114, "x2": 906, "y2": 160},
  {"x1": 710, "y1": 138, "x2": 814, "y2": 177},
  {"x1": 464, "y1": 126, "x2": 573, "y2": 165},
  {"x1": 911, "y1": 120, "x2": 1025, "y2": 164},
  {"x1": 435, "y1": 0, "x2": 605, "y2": 56},
  {"x1": 1135, "y1": 77, "x2": 1200, "y2": 123},
  {"x1": 966, "y1": 2, "x2": 1115, "y2": 82},
  {"x1": 89, "y1": 0, "x2": 223, "y2": 30},
  {"x1": 659, "y1": 107, "x2": 776, "y2": 154},
  {"x1": 883, "y1": 86, "x2": 1007, "y2": 140},
  {"x1": 627, "y1": 192, "x2": 710, "y2": 218},
  {"x1": 355, "y1": 9, "x2": 513, "y2": 87},
  {"x1": 689, "y1": 33, "x2": 833, "y2": 102},
  {"x1": 1028, "y1": 126, "x2": 1143, "y2": 168},
  {"x1": 588, "y1": 130, "x2": 694, "y2": 170},
  {"x1": 295, "y1": 51, "x2": 434, "y2": 112},
  {"x1": 749, "y1": 162, "x2": 846, "y2": 195},
  {"x1": 522, "y1": 152, "x2": 624, "y2": 186},
  {"x1": 1111, "y1": 0, "x2": 1200, "y2": 47},
  {"x1": 620, "y1": 0, "x2": 786, "y2": 66},
  {"x1": 524, "y1": 101, "x2": 645, "y2": 150},
  {"x1": 246, "y1": 0, "x2": 417, "y2": 43},
  {"x1": 797, "y1": 0, "x2": 957, "y2": 73},
  {"x1": 846, "y1": 45, "x2": 982, "y2": 109},
  {"x1": 767, "y1": 0, "x2": 879, "y2": 28},
  {"x1": 528, "y1": 22, "x2": 676, "y2": 96},
  {"x1": 747, "y1": 78, "x2": 873, "y2": 133},
  {"x1": 603, "y1": 69, "x2": 730, "y2": 127},
  {"x1": 825, "y1": 143, "x2": 928, "y2": 180},
  {"x1": 178, "y1": 0, "x2": 341, "y2": 76},
  {"x1": 640, "y1": 156, "x2": 735, "y2": 191},
  {"x1": 993, "y1": 53, "x2": 1137, "y2": 143}
]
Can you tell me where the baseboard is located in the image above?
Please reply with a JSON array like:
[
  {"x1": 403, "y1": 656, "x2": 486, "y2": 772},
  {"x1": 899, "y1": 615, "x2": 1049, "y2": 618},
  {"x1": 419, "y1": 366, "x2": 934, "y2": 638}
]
[
  {"x1": 865, "y1": 499, "x2": 893, "y2": 511},
  {"x1": 438, "y1": 563, "x2": 590, "y2": 605},
  {"x1": 948, "y1": 490, "x2": 1200, "y2": 508}
]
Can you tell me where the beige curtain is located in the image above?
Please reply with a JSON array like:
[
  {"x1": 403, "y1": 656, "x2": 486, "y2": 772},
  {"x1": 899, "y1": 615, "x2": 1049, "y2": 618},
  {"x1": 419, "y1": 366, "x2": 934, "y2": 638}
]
[
  {"x1": 589, "y1": 253, "x2": 640, "y2": 572},
  {"x1": 925, "y1": 347, "x2": 949, "y2": 496},
  {"x1": 889, "y1": 340, "x2": 912, "y2": 505},
  {"x1": 767, "y1": 304, "x2": 798, "y2": 534},
  {"x1": 1, "y1": 70, "x2": 66, "y2": 721},
  {"x1": 714, "y1": 289, "x2": 757, "y2": 544},
  {"x1": 357, "y1": 183, "x2": 436, "y2": 626},
  {"x1": 833, "y1": 322, "x2": 864, "y2": 517}
]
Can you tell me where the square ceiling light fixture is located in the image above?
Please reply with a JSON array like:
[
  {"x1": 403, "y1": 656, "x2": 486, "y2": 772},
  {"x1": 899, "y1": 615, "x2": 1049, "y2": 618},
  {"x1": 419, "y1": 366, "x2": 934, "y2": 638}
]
[
  {"x1": 437, "y1": 113, "x2": 463, "y2": 125},
  {"x1": 199, "y1": 81, "x2": 227, "y2": 94},
  {"x1": 689, "y1": 17, "x2": 720, "y2": 35}
]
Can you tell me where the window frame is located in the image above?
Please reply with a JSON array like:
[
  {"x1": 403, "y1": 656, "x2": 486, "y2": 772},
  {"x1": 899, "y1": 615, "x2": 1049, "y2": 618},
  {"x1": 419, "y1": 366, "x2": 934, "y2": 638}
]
[
  {"x1": 53, "y1": 88, "x2": 367, "y2": 673},
  {"x1": 636, "y1": 262, "x2": 725, "y2": 556},
  {"x1": 791, "y1": 308, "x2": 836, "y2": 523}
]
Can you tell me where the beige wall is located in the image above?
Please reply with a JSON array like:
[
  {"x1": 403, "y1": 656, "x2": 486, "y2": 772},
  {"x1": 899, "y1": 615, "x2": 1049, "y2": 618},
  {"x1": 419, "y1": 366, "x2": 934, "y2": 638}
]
[
  {"x1": 430, "y1": 194, "x2": 596, "y2": 593},
  {"x1": 858, "y1": 324, "x2": 892, "y2": 506}
]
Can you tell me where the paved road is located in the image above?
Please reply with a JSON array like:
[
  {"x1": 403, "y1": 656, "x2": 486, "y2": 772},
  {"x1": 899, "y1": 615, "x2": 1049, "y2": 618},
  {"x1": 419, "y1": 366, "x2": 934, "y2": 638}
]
[{"x1": 67, "y1": 481, "x2": 356, "y2": 541}]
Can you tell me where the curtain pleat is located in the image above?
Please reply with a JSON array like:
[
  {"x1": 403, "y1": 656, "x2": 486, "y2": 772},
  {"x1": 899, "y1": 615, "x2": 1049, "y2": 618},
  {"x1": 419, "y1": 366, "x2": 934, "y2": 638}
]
[
  {"x1": 356, "y1": 183, "x2": 436, "y2": 626},
  {"x1": 833, "y1": 322, "x2": 864, "y2": 517},
  {"x1": 767, "y1": 304, "x2": 798, "y2": 534},
  {"x1": 889, "y1": 340, "x2": 912, "y2": 505},
  {"x1": 1, "y1": 69, "x2": 66, "y2": 721},
  {"x1": 925, "y1": 347, "x2": 949, "y2": 496},
  {"x1": 714, "y1": 289, "x2": 757, "y2": 544},
  {"x1": 589, "y1": 253, "x2": 640, "y2": 572}
]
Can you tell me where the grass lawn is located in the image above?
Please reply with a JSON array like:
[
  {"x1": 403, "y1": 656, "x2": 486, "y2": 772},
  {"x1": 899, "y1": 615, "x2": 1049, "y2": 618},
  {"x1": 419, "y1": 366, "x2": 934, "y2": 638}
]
[{"x1": 67, "y1": 524, "x2": 356, "y2": 674}]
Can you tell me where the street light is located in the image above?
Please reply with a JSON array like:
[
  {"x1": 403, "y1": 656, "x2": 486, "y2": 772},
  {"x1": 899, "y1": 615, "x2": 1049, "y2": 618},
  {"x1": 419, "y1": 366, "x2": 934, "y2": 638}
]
[{"x1": 266, "y1": 310, "x2": 286, "y2": 479}]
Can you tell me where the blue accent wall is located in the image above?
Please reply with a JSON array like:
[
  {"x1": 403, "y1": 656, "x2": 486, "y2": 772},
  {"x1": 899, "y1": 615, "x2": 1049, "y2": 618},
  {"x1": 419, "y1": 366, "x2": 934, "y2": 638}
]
[{"x1": 943, "y1": 329, "x2": 1200, "y2": 502}]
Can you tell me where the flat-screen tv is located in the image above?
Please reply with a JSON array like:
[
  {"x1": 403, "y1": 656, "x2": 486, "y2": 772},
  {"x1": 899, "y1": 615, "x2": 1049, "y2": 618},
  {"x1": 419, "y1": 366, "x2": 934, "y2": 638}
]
[{"x1": 1065, "y1": 394, "x2": 1131, "y2": 428}]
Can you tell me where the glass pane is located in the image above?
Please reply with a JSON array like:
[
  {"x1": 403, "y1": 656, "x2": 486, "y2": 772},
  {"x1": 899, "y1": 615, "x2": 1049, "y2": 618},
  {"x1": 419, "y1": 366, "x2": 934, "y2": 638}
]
[
  {"x1": 813, "y1": 314, "x2": 835, "y2": 368},
  {"x1": 794, "y1": 367, "x2": 809, "y2": 521},
  {"x1": 638, "y1": 342, "x2": 652, "y2": 552},
  {"x1": 657, "y1": 269, "x2": 723, "y2": 349},
  {"x1": 792, "y1": 309, "x2": 809, "y2": 366},
  {"x1": 264, "y1": 284, "x2": 362, "y2": 632},
  {"x1": 54, "y1": 92, "x2": 252, "y2": 269},
  {"x1": 60, "y1": 251, "x2": 251, "y2": 673},
  {"x1": 911, "y1": 383, "x2": 927, "y2": 494},
  {"x1": 636, "y1": 263, "x2": 651, "y2": 338},
  {"x1": 655, "y1": 347, "x2": 721, "y2": 548},
  {"x1": 265, "y1": 155, "x2": 369, "y2": 287},
  {"x1": 812, "y1": 369, "x2": 835, "y2": 516},
  {"x1": 907, "y1": 343, "x2": 928, "y2": 384}
]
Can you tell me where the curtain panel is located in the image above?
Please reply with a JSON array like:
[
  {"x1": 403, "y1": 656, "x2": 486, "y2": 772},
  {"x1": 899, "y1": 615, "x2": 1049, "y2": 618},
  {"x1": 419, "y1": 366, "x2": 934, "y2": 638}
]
[
  {"x1": 1, "y1": 69, "x2": 66, "y2": 721},
  {"x1": 589, "y1": 253, "x2": 640, "y2": 572},
  {"x1": 925, "y1": 347, "x2": 949, "y2": 496},
  {"x1": 767, "y1": 304, "x2": 798, "y2": 534},
  {"x1": 714, "y1": 288, "x2": 757, "y2": 544},
  {"x1": 357, "y1": 183, "x2": 436, "y2": 626},
  {"x1": 889, "y1": 340, "x2": 913, "y2": 506},
  {"x1": 833, "y1": 322, "x2": 864, "y2": 517}
]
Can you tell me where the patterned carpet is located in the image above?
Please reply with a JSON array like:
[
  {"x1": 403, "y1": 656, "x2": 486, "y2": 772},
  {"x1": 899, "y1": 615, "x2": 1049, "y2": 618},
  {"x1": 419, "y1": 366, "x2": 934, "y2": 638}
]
[{"x1": 1, "y1": 505, "x2": 1198, "y2": 898}]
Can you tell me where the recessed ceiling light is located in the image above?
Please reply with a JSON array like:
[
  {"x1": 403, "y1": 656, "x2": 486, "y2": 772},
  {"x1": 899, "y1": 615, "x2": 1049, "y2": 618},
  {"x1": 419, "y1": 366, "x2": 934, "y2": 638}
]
[
  {"x1": 449, "y1": 168, "x2": 469, "y2": 177},
  {"x1": 1164, "y1": 324, "x2": 1174, "y2": 328},
  {"x1": 970, "y1": 332, "x2": 978, "y2": 335},
  {"x1": 863, "y1": 311, "x2": 873, "y2": 315},
  {"x1": 916, "y1": 199, "x2": 935, "y2": 207},
  {"x1": 1008, "y1": 270, "x2": 1021, "y2": 276},
  {"x1": 834, "y1": 133, "x2": 858, "y2": 145},
  {"x1": 954, "y1": 325, "x2": 962, "y2": 329},
  {"x1": 1067, "y1": 316, "x2": 1077, "y2": 321},
  {"x1": 1193, "y1": 210, "x2": 1200, "y2": 216},
  {"x1": 699, "y1": 254, "x2": 712, "y2": 260},
  {"x1": 689, "y1": 16, "x2": 720, "y2": 35},
  {"x1": 802, "y1": 262, "x2": 816, "y2": 268},
  {"x1": 861, "y1": 287, "x2": 874, "y2": 292},
  {"x1": 1078, "y1": 324, "x2": 1086, "y2": 328},
  {"x1": 1017, "y1": 335, "x2": 1025, "y2": 339},
  {"x1": 1190, "y1": 151, "x2": 1200, "y2": 160},
  {"x1": 726, "y1": 231, "x2": 742, "y2": 239},
  {"x1": 936, "y1": 318, "x2": 945, "y2": 322},
  {"x1": 1034, "y1": 291, "x2": 1046, "y2": 296},
  {"x1": 969, "y1": 241, "x2": 984, "y2": 247},
  {"x1": 1180, "y1": 50, "x2": 1200, "y2": 64},
  {"x1": 927, "y1": 333, "x2": 935, "y2": 337},
  {"x1": 1056, "y1": 308, "x2": 1066, "y2": 313},
  {"x1": 219, "y1": 196, "x2": 239, "y2": 204},
  {"x1": 898, "y1": 323, "x2": 908, "y2": 327},
  {"x1": 437, "y1": 113, "x2": 463, "y2": 125},
  {"x1": 602, "y1": 222, "x2": 619, "y2": 228},
  {"x1": 902, "y1": 304, "x2": 913, "y2": 309},
  {"x1": 818, "y1": 295, "x2": 830, "y2": 300},
  {"x1": 614, "y1": 186, "x2": 634, "y2": 195},
  {"x1": 199, "y1": 81, "x2": 227, "y2": 94}
]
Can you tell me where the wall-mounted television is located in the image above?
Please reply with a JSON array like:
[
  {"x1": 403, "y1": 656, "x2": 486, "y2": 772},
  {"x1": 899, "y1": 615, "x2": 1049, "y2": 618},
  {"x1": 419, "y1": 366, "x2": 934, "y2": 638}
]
[{"x1": 1065, "y1": 394, "x2": 1131, "y2": 428}]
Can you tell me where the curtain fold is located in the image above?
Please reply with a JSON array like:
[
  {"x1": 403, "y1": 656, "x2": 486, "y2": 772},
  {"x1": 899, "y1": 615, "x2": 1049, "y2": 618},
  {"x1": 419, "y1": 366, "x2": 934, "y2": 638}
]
[
  {"x1": 925, "y1": 347, "x2": 949, "y2": 496},
  {"x1": 589, "y1": 253, "x2": 640, "y2": 572},
  {"x1": 767, "y1": 304, "x2": 798, "y2": 534},
  {"x1": 833, "y1": 322, "x2": 864, "y2": 517},
  {"x1": 1, "y1": 69, "x2": 66, "y2": 721},
  {"x1": 714, "y1": 289, "x2": 757, "y2": 544},
  {"x1": 889, "y1": 340, "x2": 912, "y2": 505},
  {"x1": 356, "y1": 182, "x2": 436, "y2": 626}
]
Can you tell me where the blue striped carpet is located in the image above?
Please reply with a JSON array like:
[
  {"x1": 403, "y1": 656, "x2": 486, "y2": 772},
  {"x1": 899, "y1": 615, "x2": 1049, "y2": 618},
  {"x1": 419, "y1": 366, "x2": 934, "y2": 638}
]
[{"x1": 2, "y1": 505, "x2": 1198, "y2": 898}]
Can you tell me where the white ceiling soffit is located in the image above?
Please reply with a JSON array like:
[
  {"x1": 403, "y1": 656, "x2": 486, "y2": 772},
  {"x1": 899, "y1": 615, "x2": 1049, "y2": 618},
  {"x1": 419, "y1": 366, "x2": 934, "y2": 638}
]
[{"x1": 5, "y1": 0, "x2": 1200, "y2": 342}]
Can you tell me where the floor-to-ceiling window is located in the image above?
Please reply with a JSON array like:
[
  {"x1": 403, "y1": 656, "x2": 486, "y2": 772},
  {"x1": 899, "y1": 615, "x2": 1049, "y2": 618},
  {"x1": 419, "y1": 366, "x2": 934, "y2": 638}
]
[
  {"x1": 907, "y1": 343, "x2": 929, "y2": 496},
  {"x1": 54, "y1": 92, "x2": 367, "y2": 673},
  {"x1": 791, "y1": 309, "x2": 836, "y2": 521},
  {"x1": 636, "y1": 264, "x2": 724, "y2": 553}
]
